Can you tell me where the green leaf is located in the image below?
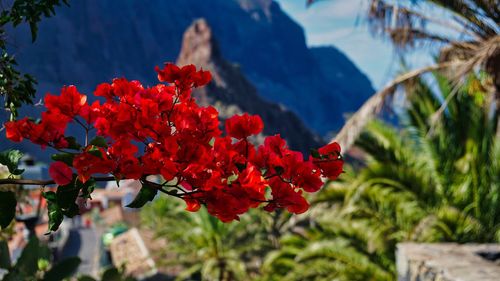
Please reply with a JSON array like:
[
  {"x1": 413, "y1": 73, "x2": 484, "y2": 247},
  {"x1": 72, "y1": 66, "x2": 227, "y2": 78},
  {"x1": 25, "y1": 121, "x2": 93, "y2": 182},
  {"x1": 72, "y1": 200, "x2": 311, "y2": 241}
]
[
  {"x1": 38, "y1": 259, "x2": 50, "y2": 271},
  {"x1": 42, "y1": 257, "x2": 81, "y2": 281},
  {"x1": 235, "y1": 162, "x2": 246, "y2": 172},
  {"x1": 87, "y1": 146, "x2": 103, "y2": 158},
  {"x1": 89, "y1": 136, "x2": 108, "y2": 148},
  {"x1": 46, "y1": 200, "x2": 63, "y2": 232},
  {"x1": 65, "y1": 136, "x2": 82, "y2": 150},
  {"x1": 43, "y1": 191, "x2": 57, "y2": 202},
  {"x1": 0, "y1": 149, "x2": 24, "y2": 175},
  {"x1": 38, "y1": 244, "x2": 51, "y2": 261},
  {"x1": 126, "y1": 183, "x2": 158, "y2": 208},
  {"x1": 101, "y1": 267, "x2": 122, "y2": 281},
  {"x1": 51, "y1": 153, "x2": 75, "y2": 166},
  {"x1": 56, "y1": 181, "x2": 80, "y2": 210},
  {"x1": 310, "y1": 148, "x2": 320, "y2": 159},
  {"x1": 80, "y1": 179, "x2": 96, "y2": 199},
  {"x1": 227, "y1": 173, "x2": 238, "y2": 184},
  {"x1": 14, "y1": 237, "x2": 39, "y2": 276},
  {"x1": 274, "y1": 166, "x2": 284, "y2": 175},
  {"x1": 62, "y1": 203, "x2": 80, "y2": 218},
  {"x1": 0, "y1": 240, "x2": 11, "y2": 269},
  {"x1": 0, "y1": 191, "x2": 16, "y2": 229}
]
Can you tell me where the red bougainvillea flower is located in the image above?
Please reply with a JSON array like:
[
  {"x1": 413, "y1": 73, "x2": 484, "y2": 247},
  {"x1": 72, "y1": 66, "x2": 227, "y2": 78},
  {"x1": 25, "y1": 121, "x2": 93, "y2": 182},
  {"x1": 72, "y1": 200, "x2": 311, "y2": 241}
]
[
  {"x1": 45, "y1": 85, "x2": 87, "y2": 118},
  {"x1": 49, "y1": 161, "x2": 73, "y2": 185},
  {"x1": 225, "y1": 113, "x2": 264, "y2": 139},
  {"x1": 73, "y1": 150, "x2": 114, "y2": 183},
  {"x1": 3, "y1": 63, "x2": 344, "y2": 223},
  {"x1": 184, "y1": 198, "x2": 201, "y2": 212},
  {"x1": 264, "y1": 177, "x2": 309, "y2": 214},
  {"x1": 312, "y1": 142, "x2": 344, "y2": 180},
  {"x1": 4, "y1": 118, "x2": 31, "y2": 142},
  {"x1": 155, "y1": 63, "x2": 211, "y2": 89}
]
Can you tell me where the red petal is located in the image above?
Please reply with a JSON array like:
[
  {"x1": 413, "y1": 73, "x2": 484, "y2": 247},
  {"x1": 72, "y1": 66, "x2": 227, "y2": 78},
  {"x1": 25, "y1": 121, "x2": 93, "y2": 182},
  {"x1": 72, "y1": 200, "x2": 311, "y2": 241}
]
[{"x1": 49, "y1": 161, "x2": 73, "y2": 185}]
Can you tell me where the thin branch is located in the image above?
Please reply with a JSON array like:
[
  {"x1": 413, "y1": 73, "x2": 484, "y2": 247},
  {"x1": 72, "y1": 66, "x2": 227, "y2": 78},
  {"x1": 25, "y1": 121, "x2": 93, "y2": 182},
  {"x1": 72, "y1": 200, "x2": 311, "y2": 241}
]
[
  {"x1": 0, "y1": 176, "x2": 115, "y2": 186},
  {"x1": 0, "y1": 175, "x2": 205, "y2": 203}
]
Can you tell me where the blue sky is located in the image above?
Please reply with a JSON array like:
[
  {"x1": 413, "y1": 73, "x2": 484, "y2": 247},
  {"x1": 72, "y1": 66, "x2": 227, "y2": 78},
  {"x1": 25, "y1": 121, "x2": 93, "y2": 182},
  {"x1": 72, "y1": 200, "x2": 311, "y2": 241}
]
[{"x1": 275, "y1": 0, "x2": 433, "y2": 89}]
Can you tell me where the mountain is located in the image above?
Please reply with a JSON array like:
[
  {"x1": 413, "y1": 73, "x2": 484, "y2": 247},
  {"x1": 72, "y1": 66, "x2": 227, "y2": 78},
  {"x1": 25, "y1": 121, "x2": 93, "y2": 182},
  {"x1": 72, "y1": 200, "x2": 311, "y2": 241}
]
[
  {"x1": 310, "y1": 46, "x2": 374, "y2": 114},
  {"x1": 7, "y1": 0, "x2": 373, "y2": 135},
  {"x1": 177, "y1": 18, "x2": 322, "y2": 152}
]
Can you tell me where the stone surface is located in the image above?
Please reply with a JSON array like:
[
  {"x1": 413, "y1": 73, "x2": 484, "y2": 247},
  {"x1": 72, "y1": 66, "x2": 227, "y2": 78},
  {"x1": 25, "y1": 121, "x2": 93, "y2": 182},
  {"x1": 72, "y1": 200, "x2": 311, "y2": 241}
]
[
  {"x1": 397, "y1": 243, "x2": 500, "y2": 281},
  {"x1": 110, "y1": 228, "x2": 157, "y2": 279}
]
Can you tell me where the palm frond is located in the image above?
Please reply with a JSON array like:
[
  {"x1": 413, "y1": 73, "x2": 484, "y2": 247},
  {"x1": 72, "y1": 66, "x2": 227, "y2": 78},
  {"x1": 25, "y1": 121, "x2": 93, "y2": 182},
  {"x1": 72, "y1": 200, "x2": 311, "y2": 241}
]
[{"x1": 333, "y1": 62, "x2": 455, "y2": 151}]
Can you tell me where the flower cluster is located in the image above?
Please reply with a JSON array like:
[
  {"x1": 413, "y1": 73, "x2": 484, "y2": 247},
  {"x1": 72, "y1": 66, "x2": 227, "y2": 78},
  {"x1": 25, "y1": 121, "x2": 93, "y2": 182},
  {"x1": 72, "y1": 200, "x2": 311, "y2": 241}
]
[{"x1": 5, "y1": 64, "x2": 343, "y2": 222}]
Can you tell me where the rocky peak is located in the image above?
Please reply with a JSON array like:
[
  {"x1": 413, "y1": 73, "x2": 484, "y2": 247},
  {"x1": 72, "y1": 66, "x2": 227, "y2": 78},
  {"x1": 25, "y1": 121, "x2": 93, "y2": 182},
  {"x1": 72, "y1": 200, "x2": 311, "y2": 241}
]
[
  {"x1": 5, "y1": 0, "x2": 374, "y2": 160},
  {"x1": 177, "y1": 19, "x2": 220, "y2": 67},
  {"x1": 177, "y1": 19, "x2": 323, "y2": 152}
]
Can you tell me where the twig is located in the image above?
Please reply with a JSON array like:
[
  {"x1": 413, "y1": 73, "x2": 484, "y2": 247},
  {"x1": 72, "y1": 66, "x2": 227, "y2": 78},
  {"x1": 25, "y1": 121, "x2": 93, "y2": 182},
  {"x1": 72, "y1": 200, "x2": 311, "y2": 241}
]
[{"x1": 0, "y1": 176, "x2": 115, "y2": 186}]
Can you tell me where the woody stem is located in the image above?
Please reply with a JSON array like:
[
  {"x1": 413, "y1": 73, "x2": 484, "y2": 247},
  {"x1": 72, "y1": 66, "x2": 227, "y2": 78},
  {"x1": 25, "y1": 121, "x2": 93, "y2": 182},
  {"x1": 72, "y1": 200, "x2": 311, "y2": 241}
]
[{"x1": 0, "y1": 176, "x2": 116, "y2": 186}]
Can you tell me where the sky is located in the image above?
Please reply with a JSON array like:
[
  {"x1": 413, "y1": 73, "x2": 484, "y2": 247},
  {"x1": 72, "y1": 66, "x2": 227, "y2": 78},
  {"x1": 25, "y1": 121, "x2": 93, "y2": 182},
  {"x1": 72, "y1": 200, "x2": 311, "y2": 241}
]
[{"x1": 274, "y1": 0, "x2": 433, "y2": 89}]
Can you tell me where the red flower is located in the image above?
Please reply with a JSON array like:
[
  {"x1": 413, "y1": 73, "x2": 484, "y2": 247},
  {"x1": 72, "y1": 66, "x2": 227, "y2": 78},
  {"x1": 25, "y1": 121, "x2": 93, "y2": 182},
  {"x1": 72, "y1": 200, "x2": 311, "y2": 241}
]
[
  {"x1": 192, "y1": 69, "x2": 212, "y2": 87},
  {"x1": 44, "y1": 86, "x2": 87, "y2": 118},
  {"x1": 49, "y1": 161, "x2": 73, "y2": 185},
  {"x1": 225, "y1": 113, "x2": 263, "y2": 139},
  {"x1": 4, "y1": 118, "x2": 32, "y2": 142},
  {"x1": 79, "y1": 101, "x2": 101, "y2": 124},
  {"x1": 312, "y1": 142, "x2": 344, "y2": 180},
  {"x1": 155, "y1": 63, "x2": 212, "y2": 89},
  {"x1": 282, "y1": 152, "x2": 323, "y2": 192},
  {"x1": 155, "y1": 63, "x2": 181, "y2": 83},
  {"x1": 184, "y1": 198, "x2": 201, "y2": 212},
  {"x1": 73, "y1": 151, "x2": 114, "y2": 183},
  {"x1": 265, "y1": 178, "x2": 309, "y2": 214},
  {"x1": 4, "y1": 64, "x2": 344, "y2": 224},
  {"x1": 94, "y1": 83, "x2": 113, "y2": 100}
]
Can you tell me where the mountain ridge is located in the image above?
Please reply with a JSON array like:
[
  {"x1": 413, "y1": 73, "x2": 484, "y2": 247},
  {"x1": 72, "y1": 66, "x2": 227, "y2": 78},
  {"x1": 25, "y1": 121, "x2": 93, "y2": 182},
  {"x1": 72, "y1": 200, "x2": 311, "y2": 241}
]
[{"x1": 8, "y1": 0, "x2": 373, "y2": 135}]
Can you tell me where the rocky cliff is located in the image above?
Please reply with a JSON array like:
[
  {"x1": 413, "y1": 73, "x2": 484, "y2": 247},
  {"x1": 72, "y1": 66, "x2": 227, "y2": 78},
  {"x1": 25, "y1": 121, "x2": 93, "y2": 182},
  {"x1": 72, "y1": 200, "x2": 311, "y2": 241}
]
[{"x1": 177, "y1": 19, "x2": 322, "y2": 152}]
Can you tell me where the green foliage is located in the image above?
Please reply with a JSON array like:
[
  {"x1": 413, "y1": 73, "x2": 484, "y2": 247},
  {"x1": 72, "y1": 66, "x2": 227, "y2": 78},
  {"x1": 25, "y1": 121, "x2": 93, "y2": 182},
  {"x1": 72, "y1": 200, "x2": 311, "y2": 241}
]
[
  {"x1": 41, "y1": 257, "x2": 81, "y2": 281},
  {"x1": 126, "y1": 183, "x2": 158, "y2": 208},
  {"x1": 0, "y1": 0, "x2": 70, "y2": 41},
  {"x1": 0, "y1": 0, "x2": 70, "y2": 118},
  {"x1": 89, "y1": 136, "x2": 108, "y2": 148},
  {"x1": 77, "y1": 266, "x2": 137, "y2": 281},
  {"x1": 0, "y1": 236, "x2": 135, "y2": 281},
  {"x1": 0, "y1": 150, "x2": 24, "y2": 176},
  {"x1": 262, "y1": 73, "x2": 499, "y2": 280},
  {"x1": 100, "y1": 266, "x2": 136, "y2": 281},
  {"x1": 140, "y1": 196, "x2": 276, "y2": 281},
  {"x1": 43, "y1": 178, "x2": 96, "y2": 232},
  {"x1": 0, "y1": 191, "x2": 16, "y2": 229},
  {"x1": 0, "y1": 241, "x2": 11, "y2": 269},
  {"x1": 51, "y1": 152, "x2": 75, "y2": 166},
  {"x1": 0, "y1": 236, "x2": 73, "y2": 281}
]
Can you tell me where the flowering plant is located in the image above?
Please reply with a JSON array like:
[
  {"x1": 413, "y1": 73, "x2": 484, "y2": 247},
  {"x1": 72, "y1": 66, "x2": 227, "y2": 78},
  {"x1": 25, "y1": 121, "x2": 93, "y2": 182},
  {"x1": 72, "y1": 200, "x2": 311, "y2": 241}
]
[{"x1": 3, "y1": 64, "x2": 343, "y2": 230}]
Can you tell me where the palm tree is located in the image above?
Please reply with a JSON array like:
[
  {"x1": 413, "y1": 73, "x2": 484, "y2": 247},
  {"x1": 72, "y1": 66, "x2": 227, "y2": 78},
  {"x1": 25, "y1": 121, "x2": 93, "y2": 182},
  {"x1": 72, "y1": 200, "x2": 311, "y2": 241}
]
[
  {"x1": 307, "y1": 0, "x2": 499, "y2": 150},
  {"x1": 261, "y1": 73, "x2": 499, "y2": 280},
  {"x1": 140, "y1": 196, "x2": 277, "y2": 281}
]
